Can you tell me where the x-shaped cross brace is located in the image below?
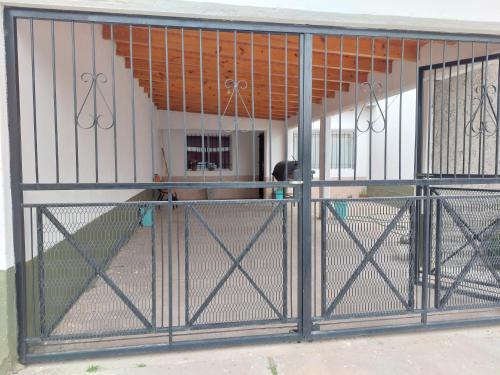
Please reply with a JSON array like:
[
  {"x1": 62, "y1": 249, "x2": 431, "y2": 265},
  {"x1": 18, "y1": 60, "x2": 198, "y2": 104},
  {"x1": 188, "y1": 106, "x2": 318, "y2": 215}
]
[
  {"x1": 438, "y1": 200, "x2": 500, "y2": 307},
  {"x1": 40, "y1": 207, "x2": 152, "y2": 331},
  {"x1": 323, "y1": 200, "x2": 413, "y2": 317},
  {"x1": 187, "y1": 203, "x2": 285, "y2": 326}
]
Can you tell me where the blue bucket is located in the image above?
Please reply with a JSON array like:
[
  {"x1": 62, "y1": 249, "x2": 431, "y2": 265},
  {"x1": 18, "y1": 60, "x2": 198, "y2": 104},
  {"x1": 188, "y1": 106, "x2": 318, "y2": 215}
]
[
  {"x1": 139, "y1": 207, "x2": 153, "y2": 227},
  {"x1": 274, "y1": 188, "x2": 284, "y2": 200},
  {"x1": 334, "y1": 201, "x2": 348, "y2": 220}
]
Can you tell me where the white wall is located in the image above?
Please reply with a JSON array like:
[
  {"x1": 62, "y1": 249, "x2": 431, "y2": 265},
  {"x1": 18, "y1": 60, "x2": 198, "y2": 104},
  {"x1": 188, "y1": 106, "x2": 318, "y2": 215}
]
[{"x1": 16, "y1": 20, "x2": 161, "y2": 204}]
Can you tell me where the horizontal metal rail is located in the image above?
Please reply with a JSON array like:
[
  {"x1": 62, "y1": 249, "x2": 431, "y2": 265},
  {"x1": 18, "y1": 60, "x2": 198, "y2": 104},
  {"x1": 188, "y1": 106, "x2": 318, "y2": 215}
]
[{"x1": 8, "y1": 7, "x2": 500, "y2": 43}]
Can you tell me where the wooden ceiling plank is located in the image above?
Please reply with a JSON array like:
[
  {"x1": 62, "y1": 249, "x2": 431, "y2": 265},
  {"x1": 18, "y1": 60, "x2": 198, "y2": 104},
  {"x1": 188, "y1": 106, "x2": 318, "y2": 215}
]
[
  {"x1": 103, "y1": 25, "x2": 416, "y2": 62},
  {"x1": 115, "y1": 41, "x2": 392, "y2": 73}
]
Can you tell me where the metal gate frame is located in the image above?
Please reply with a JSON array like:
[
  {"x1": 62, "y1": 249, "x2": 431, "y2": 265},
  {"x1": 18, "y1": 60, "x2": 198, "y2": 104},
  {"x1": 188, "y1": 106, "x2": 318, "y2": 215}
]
[{"x1": 5, "y1": 6, "x2": 500, "y2": 363}]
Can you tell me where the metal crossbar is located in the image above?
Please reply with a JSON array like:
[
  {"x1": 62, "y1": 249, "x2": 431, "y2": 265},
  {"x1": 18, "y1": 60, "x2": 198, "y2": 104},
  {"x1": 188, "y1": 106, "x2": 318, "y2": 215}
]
[
  {"x1": 438, "y1": 199, "x2": 500, "y2": 307},
  {"x1": 188, "y1": 205, "x2": 285, "y2": 321},
  {"x1": 39, "y1": 207, "x2": 152, "y2": 329},
  {"x1": 187, "y1": 203, "x2": 284, "y2": 326},
  {"x1": 323, "y1": 200, "x2": 413, "y2": 317}
]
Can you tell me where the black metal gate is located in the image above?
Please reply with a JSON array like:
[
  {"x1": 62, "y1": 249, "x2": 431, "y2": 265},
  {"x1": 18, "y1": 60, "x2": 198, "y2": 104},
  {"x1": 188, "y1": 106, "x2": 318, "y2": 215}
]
[{"x1": 5, "y1": 7, "x2": 500, "y2": 363}]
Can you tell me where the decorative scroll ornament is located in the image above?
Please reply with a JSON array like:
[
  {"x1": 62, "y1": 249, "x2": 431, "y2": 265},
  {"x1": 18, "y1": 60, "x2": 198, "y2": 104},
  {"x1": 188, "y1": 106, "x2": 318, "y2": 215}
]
[
  {"x1": 221, "y1": 79, "x2": 253, "y2": 121},
  {"x1": 355, "y1": 82, "x2": 387, "y2": 134},
  {"x1": 465, "y1": 83, "x2": 498, "y2": 138},
  {"x1": 76, "y1": 72, "x2": 115, "y2": 130}
]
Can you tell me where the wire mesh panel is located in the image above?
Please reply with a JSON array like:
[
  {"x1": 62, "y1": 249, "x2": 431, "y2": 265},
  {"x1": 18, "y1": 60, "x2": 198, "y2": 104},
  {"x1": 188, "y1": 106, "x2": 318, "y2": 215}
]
[
  {"x1": 36, "y1": 204, "x2": 155, "y2": 339},
  {"x1": 184, "y1": 201, "x2": 289, "y2": 327},
  {"x1": 320, "y1": 198, "x2": 417, "y2": 319},
  {"x1": 433, "y1": 195, "x2": 500, "y2": 310}
]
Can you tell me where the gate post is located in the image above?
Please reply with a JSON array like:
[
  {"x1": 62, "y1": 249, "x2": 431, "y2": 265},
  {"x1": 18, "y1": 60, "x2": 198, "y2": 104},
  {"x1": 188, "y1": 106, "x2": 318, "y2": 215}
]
[
  {"x1": 298, "y1": 33, "x2": 313, "y2": 340},
  {"x1": 421, "y1": 185, "x2": 431, "y2": 324},
  {"x1": 4, "y1": 9, "x2": 28, "y2": 362}
]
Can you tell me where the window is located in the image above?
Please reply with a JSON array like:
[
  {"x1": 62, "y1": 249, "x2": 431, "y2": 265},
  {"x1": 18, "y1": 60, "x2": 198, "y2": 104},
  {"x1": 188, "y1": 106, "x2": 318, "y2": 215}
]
[
  {"x1": 292, "y1": 130, "x2": 355, "y2": 169},
  {"x1": 331, "y1": 132, "x2": 354, "y2": 169},
  {"x1": 186, "y1": 135, "x2": 231, "y2": 170}
]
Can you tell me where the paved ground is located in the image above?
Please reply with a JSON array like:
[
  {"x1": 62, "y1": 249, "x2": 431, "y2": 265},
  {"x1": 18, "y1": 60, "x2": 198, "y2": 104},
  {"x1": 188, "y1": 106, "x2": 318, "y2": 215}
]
[{"x1": 15, "y1": 326, "x2": 500, "y2": 375}]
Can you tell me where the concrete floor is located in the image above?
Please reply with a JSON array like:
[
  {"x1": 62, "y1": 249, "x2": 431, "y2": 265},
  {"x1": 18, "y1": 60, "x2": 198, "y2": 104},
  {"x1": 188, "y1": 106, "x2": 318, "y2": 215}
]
[{"x1": 16, "y1": 326, "x2": 500, "y2": 374}]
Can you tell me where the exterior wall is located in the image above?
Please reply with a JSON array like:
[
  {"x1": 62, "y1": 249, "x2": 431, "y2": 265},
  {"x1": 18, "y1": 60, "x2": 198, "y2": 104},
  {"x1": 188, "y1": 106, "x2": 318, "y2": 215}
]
[{"x1": 432, "y1": 60, "x2": 499, "y2": 176}]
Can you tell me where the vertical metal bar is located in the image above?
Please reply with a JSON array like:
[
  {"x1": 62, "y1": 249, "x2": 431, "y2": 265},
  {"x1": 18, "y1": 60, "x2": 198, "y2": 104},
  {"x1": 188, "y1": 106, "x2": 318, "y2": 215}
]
[
  {"x1": 29, "y1": 209, "x2": 36, "y2": 333},
  {"x1": 354, "y1": 36, "x2": 359, "y2": 180},
  {"x1": 434, "y1": 199, "x2": 443, "y2": 309},
  {"x1": 36, "y1": 208, "x2": 45, "y2": 338},
  {"x1": 30, "y1": 19, "x2": 39, "y2": 183},
  {"x1": 468, "y1": 43, "x2": 475, "y2": 177},
  {"x1": 290, "y1": 200, "x2": 294, "y2": 317},
  {"x1": 439, "y1": 41, "x2": 446, "y2": 178},
  {"x1": 176, "y1": 206, "x2": 181, "y2": 325},
  {"x1": 51, "y1": 21, "x2": 59, "y2": 183},
  {"x1": 408, "y1": 202, "x2": 416, "y2": 309},
  {"x1": 462, "y1": 63, "x2": 468, "y2": 174},
  {"x1": 481, "y1": 44, "x2": 489, "y2": 177},
  {"x1": 431, "y1": 69, "x2": 437, "y2": 175},
  {"x1": 298, "y1": 33, "x2": 313, "y2": 339},
  {"x1": 148, "y1": 26, "x2": 155, "y2": 179},
  {"x1": 454, "y1": 42, "x2": 460, "y2": 178},
  {"x1": 5, "y1": 11, "x2": 28, "y2": 360},
  {"x1": 369, "y1": 38, "x2": 374, "y2": 180},
  {"x1": 446, "y1": 65, "x2": 452, "y2": 174},
  {"x1": 234, "y1": 30, "x2": 240, "y2": 179},
  {"x1": 414, "y1": 40, "x2": 421, "y2": 179},
  {"x1": 320, "y1": 202, "x2": 326, "y2": 316},
  {"x1": 282, "y1": 203, "x2": 288, "y2": 320},
  {"x1": 384, "y1": 37, "x2": 389, "y2": 180},
  {"x1": 398, "y1": 39, "x2": 404, "y2": 180},
  {"x1": 313, "y1": 201, "x2": 317, "y2": 316},
  {"x1": 268, "y1": 33, "x2": 273, "y2": 180},
  {"x1": 129, "y1": 25, "x2": 137, "y2": 182},
  {"x1": 478, "y1": 61, "x2": 484, "y2": 175},
  {"x1": 71, "y1": 22, "x2": 79, "y2": 183},
  {"x1": 160, "y1": 200, "x2": 164, "y2": 328},
  {"x1": 426, "y1": 41, "x2": 433, "y2": 177},
  {"x1": 167, "y1": 192, "x2": 173, "y2": 343},
  {"x1": 323, "y1": 35, "x2": 328, "y2": 184},
  {"x1": 184, "y1": 205, "x2": 190, "y2": 325},
  {"x1": 496, "y1": 56, "x2": 500, "y2": 176},
  {"x1": 216, "y1": 31, "x2": 222, "y2": 180},
  {"x1": 338, "y1": 36, "x2": 343, "y2": 180},
  {"x1": 199, "y1": 29, "x2": 205, "y2": 182},
  {"x1": 181, "y1": 29, "x2": 187, "y2": 179},
  {"x1": 251, "y1": 32, "x2": 256, "y2": 182},
  {"x1": 91, "y1": 23, "x2": 98, "y2": 183},
  {"x1": 151, "y1": 204, "x2": 156, "y2": 330},
  {"x1": 165, "y1": 27, "x2": 172, "y2": 182},
  {"x1": 421, "y1": 186, "x2": 430, "y2": 323},
  {"x1": 285, "y1": 34, "x2": 289, "y2": 181},
  {"x1": 111, "y1": 24, "x2": 118, "y2": 182}
]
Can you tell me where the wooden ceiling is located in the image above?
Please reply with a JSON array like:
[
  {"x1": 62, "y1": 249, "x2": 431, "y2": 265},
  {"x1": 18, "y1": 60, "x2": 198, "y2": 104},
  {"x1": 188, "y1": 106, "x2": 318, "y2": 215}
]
[{"x1": 102, "y1": 25, "x2": 420, "y2": 121}]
